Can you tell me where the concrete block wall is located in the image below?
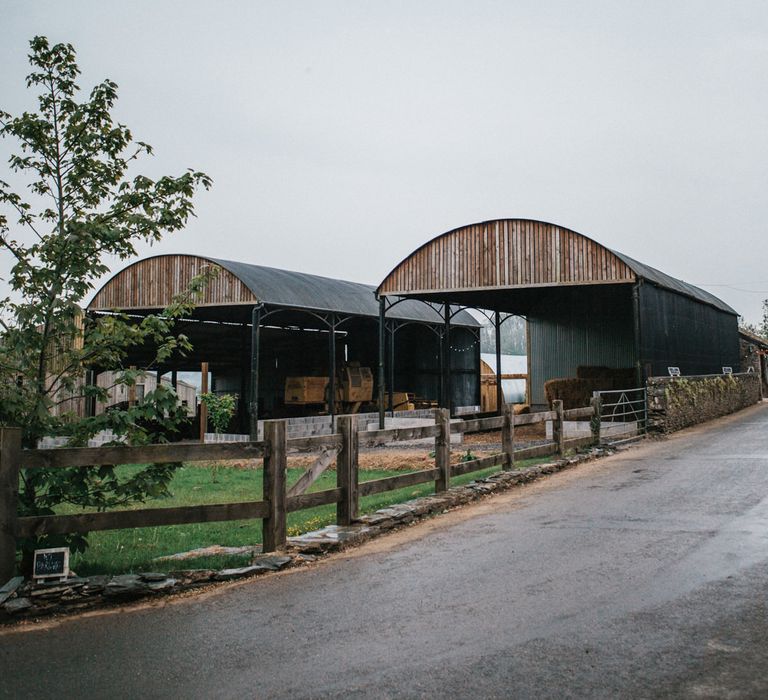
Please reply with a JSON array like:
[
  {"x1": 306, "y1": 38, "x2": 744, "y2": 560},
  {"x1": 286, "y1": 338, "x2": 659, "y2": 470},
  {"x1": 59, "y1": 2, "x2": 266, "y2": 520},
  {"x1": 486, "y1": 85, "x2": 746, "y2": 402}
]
[
  {"x1": 206, "y1": 409, "x2": 440, "y2": 442},
  {"x1": 646, "y1": 373, "x2": 761, "y2": 433}
]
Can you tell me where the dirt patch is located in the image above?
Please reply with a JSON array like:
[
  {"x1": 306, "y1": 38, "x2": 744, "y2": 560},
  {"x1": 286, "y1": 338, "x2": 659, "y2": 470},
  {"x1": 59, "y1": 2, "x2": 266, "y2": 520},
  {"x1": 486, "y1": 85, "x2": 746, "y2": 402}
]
[
  {"x1": 197, "y1": 445, "x2": 501, "y2": 473},
  {"x1": 464, "y1": 424, "x2": 546, "y2": 444}
]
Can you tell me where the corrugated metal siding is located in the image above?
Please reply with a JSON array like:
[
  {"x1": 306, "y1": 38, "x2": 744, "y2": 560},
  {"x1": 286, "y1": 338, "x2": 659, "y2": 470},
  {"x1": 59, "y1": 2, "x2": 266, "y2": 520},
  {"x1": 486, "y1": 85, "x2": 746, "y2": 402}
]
[
  {"x1": 529, "y1": 287, "x2": 636, "y2": 405},
  {"x1": 90, "y1": 255, "x2": 256, "y2": 309},
  {"x1": 379, "y1": 219, "x2": 636, "y2": 295},
  {"x1": 638, "y1": 283, "x2": 740, "y2": 376}
]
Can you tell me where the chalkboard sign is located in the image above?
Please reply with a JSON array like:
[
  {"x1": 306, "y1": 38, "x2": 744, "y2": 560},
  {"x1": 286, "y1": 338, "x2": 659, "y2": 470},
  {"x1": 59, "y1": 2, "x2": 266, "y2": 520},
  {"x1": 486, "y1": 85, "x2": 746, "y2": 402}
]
[
  {"x1": 667, "y1": 367, "x2": 681, "y2": 377},
  {"x1": 722, "y1": 367, "x2": 733, "y2": 375},
  {"x1": 33, "y1": 547, "x2": 69, "y2": 581}
]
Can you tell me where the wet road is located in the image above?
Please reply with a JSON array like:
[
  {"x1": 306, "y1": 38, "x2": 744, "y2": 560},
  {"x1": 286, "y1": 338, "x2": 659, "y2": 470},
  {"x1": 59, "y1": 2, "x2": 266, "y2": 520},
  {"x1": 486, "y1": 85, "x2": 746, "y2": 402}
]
[{"x1": 3, "y1": 403, "x2": 768, "y2": 699}]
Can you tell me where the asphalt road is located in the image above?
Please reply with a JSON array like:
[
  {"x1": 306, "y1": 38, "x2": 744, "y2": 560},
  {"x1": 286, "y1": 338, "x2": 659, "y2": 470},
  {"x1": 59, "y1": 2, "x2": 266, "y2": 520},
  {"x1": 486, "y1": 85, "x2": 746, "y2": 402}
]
[{"x1": 3, "y1": 403, "x2": 768, "y2": 699}]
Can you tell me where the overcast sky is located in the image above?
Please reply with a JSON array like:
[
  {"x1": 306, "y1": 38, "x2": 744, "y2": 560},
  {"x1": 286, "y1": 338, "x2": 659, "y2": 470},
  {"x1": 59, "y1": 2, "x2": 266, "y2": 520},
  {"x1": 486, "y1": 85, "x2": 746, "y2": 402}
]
[{"x1": 2, "y1": 1, "x2": 767, "y2": 323}]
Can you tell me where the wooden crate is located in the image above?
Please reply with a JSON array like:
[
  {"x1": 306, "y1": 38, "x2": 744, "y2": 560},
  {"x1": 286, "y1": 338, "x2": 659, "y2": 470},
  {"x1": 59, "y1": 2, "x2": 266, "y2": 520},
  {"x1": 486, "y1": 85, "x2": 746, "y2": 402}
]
[{"x1": 284, "y1": 376, "x2": 328, "y2": 404}]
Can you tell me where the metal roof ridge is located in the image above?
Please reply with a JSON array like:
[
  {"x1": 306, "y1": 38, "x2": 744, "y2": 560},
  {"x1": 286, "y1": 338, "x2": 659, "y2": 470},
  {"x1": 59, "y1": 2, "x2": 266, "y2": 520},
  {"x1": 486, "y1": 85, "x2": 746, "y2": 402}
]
[{"x1": 609, "y1": 250, "x2": 737, "y2": 315}]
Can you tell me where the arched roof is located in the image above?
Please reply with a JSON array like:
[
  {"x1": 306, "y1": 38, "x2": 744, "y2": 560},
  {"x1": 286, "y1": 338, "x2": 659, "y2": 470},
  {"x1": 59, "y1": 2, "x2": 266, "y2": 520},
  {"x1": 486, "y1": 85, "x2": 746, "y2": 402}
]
[
  {"x1": 88, "y1": 254, "x2": 479, "y2": 326},
  {"x1": 377, "y1": 219, "x2": 735, "y2": 315}
]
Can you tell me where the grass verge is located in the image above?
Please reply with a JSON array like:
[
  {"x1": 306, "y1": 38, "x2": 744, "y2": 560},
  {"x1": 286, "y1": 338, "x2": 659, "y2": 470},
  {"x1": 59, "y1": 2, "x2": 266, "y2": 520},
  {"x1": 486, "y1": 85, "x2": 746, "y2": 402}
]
[{"x1": 63, "y1": 456, "x2": 550, "y2": 576}]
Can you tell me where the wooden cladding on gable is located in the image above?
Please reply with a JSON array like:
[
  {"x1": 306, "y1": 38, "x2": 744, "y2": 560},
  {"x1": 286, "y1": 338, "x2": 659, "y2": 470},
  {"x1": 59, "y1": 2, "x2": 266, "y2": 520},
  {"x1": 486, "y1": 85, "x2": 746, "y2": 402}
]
[
  {"x1": 89, "y1": 255, "x2": 257, "y2": 310},
  {"x1": 378, "y1": 220, "x2": 636, "y2": 296}
]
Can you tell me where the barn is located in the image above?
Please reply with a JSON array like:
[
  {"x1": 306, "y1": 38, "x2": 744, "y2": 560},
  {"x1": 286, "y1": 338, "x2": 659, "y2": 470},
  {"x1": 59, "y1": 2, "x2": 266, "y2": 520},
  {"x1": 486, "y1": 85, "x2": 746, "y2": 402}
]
[
  {"x1": 376, "y1": 218, "x2": 740, "y2": 410},
  {"x1": 87, "y1": 254, "x2": 480, "y2": 435}
]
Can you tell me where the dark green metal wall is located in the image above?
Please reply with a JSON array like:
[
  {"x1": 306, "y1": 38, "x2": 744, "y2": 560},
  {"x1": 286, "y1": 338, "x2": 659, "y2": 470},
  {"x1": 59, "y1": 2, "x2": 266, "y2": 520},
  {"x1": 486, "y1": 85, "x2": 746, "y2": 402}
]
[
  {"x1": 637, "y1": 282, "x2": 739, "y2": 377},
  {"x1": 528, "y1": 285, "x2": 636, "y2": 405}
]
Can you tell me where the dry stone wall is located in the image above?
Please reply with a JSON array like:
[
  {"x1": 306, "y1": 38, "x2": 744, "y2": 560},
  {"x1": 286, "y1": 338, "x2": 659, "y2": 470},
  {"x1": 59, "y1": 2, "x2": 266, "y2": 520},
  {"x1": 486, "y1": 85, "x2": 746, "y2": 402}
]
[{"x1": 647, "y1": 373, "x2": 760, "y2": 433}]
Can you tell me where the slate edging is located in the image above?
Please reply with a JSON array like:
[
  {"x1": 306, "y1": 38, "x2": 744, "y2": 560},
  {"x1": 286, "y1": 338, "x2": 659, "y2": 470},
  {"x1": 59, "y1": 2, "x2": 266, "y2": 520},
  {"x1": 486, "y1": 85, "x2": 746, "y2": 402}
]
[
  {"x1": 286, "y1": 444, "x2": 622, "y2": 554},
  {"x1": 2, "y1": 442, "x2": 626, "y2": 624}
]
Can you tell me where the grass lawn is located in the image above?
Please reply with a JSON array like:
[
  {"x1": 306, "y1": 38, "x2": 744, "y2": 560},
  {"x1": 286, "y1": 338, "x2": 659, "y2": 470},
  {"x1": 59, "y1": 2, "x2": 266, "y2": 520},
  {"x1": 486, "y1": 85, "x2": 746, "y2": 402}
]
[{"x1": 63, "y1": 455, "x2": 550, "y2": 576}]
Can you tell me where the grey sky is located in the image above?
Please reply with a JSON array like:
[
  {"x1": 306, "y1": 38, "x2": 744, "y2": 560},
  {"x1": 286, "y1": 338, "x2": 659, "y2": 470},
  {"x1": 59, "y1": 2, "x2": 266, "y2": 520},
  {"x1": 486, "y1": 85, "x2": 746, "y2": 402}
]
[{"x1": 2, "y1": 1, "x2": 767, "y2": 323}]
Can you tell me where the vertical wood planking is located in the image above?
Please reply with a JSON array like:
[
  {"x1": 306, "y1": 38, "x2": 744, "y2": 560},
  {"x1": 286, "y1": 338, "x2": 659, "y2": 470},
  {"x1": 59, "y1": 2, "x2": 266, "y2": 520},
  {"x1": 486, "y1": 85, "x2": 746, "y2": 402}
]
[
  {"x1": 377, "y1": 220, "x2": 638, "y2": 295},
  {"x1": 90, "y1": 255, "x2": 257, "y2": 310}
]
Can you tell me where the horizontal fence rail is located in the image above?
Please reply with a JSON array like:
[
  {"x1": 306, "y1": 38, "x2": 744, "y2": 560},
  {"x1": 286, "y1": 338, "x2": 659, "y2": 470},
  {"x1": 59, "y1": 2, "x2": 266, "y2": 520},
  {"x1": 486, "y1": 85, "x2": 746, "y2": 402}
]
[{"x1": 0, "y1": 398, "x2": 611, "y2": 579}]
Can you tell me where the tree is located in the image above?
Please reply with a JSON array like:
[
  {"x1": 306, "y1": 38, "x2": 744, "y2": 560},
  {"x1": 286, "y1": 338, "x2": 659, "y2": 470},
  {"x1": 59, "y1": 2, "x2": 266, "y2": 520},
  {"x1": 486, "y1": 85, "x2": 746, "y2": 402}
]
[
  {"x1": 200, "y1": 392, "x2": 237, "y2": 483},
  {"x1": 200, "y1": 392, "x2": 237, "y2": 435},
  {"x1": 0, "y1": 37, "x2": 211, "y2": 563},
  {"x1": 738, "y1": 300, "x2": 768, "y2": 339}
]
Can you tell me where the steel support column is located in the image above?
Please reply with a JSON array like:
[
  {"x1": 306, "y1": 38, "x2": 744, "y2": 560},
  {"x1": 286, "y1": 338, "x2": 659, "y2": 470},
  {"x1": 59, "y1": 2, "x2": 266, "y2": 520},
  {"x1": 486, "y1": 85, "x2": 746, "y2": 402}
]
[
  {"x1": 632, "y1": 281, "x2": 643, "y2": 388},
  {"x1": 249, "y1": 304, "x2": 262, "y2": 440},
  {"x1": 495, "y1": 311, "x2": 503, "y2": 415},
  {"x1": 328, "y1": 313, "x2": 337, "y2": 426},
  {"x1": 378, "y1": 298, "x2": 386, "y2": 429},
  {"x1": 442, "y1": 303, "x2": 452, "y2": 413},
  {"x1": 388, "y1": 322, "x2": 395, "y2": 413}
]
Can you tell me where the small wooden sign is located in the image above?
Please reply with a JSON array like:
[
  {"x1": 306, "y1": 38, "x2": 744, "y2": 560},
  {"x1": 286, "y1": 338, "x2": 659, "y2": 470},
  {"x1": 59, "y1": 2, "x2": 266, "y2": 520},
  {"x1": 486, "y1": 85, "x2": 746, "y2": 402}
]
[
  {"x1": 722, "y1": 367, "x2": 733, "y2": 375},
  {"x1": 667, "y1": 367, "x2": 681, "y2": 377},
  {"x1": 33, "y1": 547, "x2": 70, "y2": 581}
]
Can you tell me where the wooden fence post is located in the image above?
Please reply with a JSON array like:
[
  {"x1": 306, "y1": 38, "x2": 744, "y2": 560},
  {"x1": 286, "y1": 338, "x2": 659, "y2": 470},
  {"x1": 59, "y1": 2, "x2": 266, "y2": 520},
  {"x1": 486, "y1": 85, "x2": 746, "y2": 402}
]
[
  {"x1": 336, "y1": 415, "x2": 359, "y2": 526},
  {"x1": 590, "y1": 395, "x2": 602, "y2": 445},
  {"x1": 262, "y1": 420, "x2": 287, "y2": 552},
  {"x1": 502, "y1": 403, "x2": 515, "y2": 471},
  {"x1": 0, "y1": 428, "x2": 22, "y2": 582},
  {"x1": 553, "y1": 399, "x2": 565, "y2": 457},
  {"x1": 435, "y1": 408, "x2": 451, "y2": 492}
]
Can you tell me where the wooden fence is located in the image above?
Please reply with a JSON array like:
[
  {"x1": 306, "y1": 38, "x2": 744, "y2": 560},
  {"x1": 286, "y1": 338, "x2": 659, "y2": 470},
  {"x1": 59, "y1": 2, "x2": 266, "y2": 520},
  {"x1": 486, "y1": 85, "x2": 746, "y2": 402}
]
[{"x1": 0, "y1": 398, "x2": 603, "y2": 580}]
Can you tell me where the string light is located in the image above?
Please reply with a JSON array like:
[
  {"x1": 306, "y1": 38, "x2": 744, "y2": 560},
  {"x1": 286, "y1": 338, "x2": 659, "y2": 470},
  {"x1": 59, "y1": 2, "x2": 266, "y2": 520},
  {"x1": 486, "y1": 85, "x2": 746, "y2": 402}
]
[{"x1": 449, "y1": 338, "x2": 480, "y2": 353}]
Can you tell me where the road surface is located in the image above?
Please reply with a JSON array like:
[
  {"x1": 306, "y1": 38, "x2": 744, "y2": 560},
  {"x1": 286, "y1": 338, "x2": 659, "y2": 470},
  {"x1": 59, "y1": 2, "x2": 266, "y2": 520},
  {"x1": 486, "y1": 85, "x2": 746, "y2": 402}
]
[{"x1": 2, "y1": 403, "x2": 768, "y2": 698}]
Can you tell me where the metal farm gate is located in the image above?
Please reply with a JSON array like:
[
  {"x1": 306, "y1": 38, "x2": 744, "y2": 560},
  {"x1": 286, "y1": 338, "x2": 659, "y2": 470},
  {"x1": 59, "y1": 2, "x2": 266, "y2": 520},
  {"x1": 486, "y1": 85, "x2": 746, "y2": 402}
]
[{"x1": 594, "y1": 387, "x2": 647, "y2": 439}]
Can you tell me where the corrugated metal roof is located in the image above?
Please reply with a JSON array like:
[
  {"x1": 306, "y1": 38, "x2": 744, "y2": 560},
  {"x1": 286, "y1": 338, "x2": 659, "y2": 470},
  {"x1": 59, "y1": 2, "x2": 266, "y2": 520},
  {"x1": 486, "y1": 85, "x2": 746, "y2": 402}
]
[
  {"x1": 610, "y1": 251, "x2": 737, "y2": 315},
  {"x1": 211, "y1": 258, "x2": 479, "y2": 326}
]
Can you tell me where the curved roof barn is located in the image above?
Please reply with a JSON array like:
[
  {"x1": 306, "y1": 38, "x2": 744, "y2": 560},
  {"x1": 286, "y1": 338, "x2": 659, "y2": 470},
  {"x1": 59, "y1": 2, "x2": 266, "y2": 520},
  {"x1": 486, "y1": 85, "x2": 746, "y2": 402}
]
[
  {"x1": 88, "y1": 254, "x2": 479, "y2": 326},
  {"x1": 377, "y1": 219, "x2": 735, "y2": 315}
]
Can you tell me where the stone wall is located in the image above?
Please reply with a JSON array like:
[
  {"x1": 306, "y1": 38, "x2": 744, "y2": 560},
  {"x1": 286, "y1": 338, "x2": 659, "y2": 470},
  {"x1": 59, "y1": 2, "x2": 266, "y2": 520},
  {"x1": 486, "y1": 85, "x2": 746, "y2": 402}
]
[{"x1": 646, "y1": 373, "x2": 761, "y2": 433}]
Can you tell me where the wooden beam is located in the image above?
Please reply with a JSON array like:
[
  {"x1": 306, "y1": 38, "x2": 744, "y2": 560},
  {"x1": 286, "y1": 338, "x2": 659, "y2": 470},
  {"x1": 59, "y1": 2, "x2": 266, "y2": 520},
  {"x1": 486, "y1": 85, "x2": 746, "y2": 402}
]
[
  {"x1": 287, "y1": 447, "x2": 339, "y2": 498},
  {"x1": 514, "y1": 411, "x2": 557, "y2": 426},
  {"x1": 336, "y1": 415, "x2": 359, "y2": 526},
  {"x1": 262, "y1": 420, "x2": 287, "y2": 552},
  {"x1": 358, "y1": 424, "x2": 440, "y2": 446},
  {"x1": 0, "y1": 428, "x2": 21, "y2": 581},
  {"x1": 287, "y1": 434, "x2": 343, "y2": 452},
  {"x1": 435, "y1": 408, "x2": 451, "y2": 493},
  {"x1": 553, "y1": 400, "x2": 565, "y2": 456},
  {"x1": 563, "y1": 406, "x2": 595, "y2": 420},
  {"x1": 502, "y1": 403, "x2": 514, "y2": 471},
  {"x1": 451, "y1": 453, "x2": 505, "y2": 477},
  {"x1": 358, "y1": 469, "x2": 440, "y2": 497},
  {"x1": 22, "y1": 441, "x2": 265, "y2": 470},
  {"x1": 286, "y1": 488, "x2": 342, "y2": 512},
  {"x1": 590, "y1": 395, "x2": 603, "y2": 445},
  {"x1": 16, "y1": 500, "x2": 269, "y2": 538}
]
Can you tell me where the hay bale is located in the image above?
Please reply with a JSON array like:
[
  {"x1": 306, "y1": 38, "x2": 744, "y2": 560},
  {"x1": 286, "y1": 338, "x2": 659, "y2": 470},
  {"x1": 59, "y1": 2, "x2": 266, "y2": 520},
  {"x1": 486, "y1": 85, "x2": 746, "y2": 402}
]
[{"x1": 544, "y1": 378, "x2": 599, "y2": 409}]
